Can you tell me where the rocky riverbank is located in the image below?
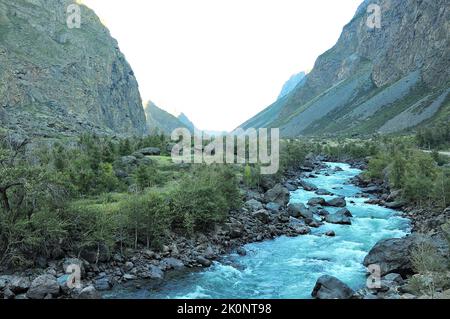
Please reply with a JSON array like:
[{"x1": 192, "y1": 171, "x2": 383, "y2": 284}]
[
  {"x1": 1, "y1": 155, "x2": 448, "y2": 299},
  {"x1": 0, "y1": 155, "x2": 330, "y2": 299}
]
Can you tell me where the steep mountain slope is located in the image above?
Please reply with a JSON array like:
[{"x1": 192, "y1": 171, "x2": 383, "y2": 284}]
[
  {"x1": 277, "y1": 71, "x2": 306, "y2": 100},
  {"x1": 0, "y1": 0, "x2": 147, "y2": 137},
  {"x1": 145, "y1": 101, "x2": 191, "y2": 135},
  {"x1": 240, "y1": 0, "x2": 449, "y2": 136}
]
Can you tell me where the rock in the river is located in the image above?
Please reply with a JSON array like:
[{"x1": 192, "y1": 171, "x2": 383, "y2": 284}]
[
  {"x1": 325, "y1": 197, "x2": 347, "y2": 207},
  {"x1": 236, "y1": 247, "x2": 247, "y2": 256},
  {"x1": 26, "y1": 275, "x2": 60, "y2": 299},
  {"x1": 264, "y1": 184, "x2": 290, "y2": 206},
  {"x1": 307, "y1": 197, "x2": 326, "y2": 206},
  {"x1": 78, "y1": 285, "x2": 101, "y2": 299},
  {"x1": 197, "y1": 256, "x2": 212, "y2": 267},
  {"x1": 316, "y1": 189, "x2": 333, "y2": 196},
  {"x1": 363, "y1": 237, "x2": 416, "y2": 276},
  {"x1": 311, "y1": 275, "x2": 355, "y2": 299},
  {"x1": 94, "y1": 276, "x2": 112, "y2": 291},
  {"x1": 288, "y1": 203, "x2": 313, "y2": 219},
  {"x1": 245, "y1": 199, "x2": 263, "y2": 211},
  {"x1": 325, "y1": 208, "x2": 352, "y2": 225},
  {"x1": 325, "y1": 230, "x2": 336, "y2": 237},
  {"x1": 147, "y1": 265, "x2": 164, "y2": 280},
  {"x1": 298, "y1": 180, "x2": 318, "y2": 191}
]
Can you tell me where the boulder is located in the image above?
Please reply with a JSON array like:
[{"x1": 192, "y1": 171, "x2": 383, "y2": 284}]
[
  {"x1": 385, "y1": 201, "x2": 407, "y2": 209},
  {"x1": 245, "y1": 199, "x2": 263, "y2": 211},
  {"x1": 197, "y1": 256, "x2": 212, "y2": 267},
  {"x1": 325, "y1": 230, "x2": 336, "y2": 237},
  {"x1": 264, "y1": 184, "x2": 290, "y2": 206},
  {"x1": 266, "y1": 202, "x2": 281, "y2": 213},
  {"x1": 78, "y1": 285, "x2": 101, "y2": 299},
  {"x1": 160, "y1": 258, "x2": 184, "y2": 270},
  {"x1": 94, "y1": 276, "x2": 111, "y2": 291},
  {"x1": 135, "y1": 147, "x2": 161, "y2": 156},
  {"x1": 316, "y1": 189, "x2": 333, "y2": 196},
  {"x1": 284, "y1": 182, "x2": 297, "y2": 191},
  {"x1": 236, "y1": 247, "x2": 247, "y2": 256},
  {"x1": 80, "y1": 244, "x2": 110, "y2": 264},
  {"x1": 252, "y1": 209, "x2": 271, "y2": 224},
  {"x1": 0, "y1": 275, "x2": 31, "y2": 294},
  {"x1": 26, "y1": 275, "x2": 60, "y2": 299},
  {"x1": 307, "y1": 197, "x2": 326, "y2": 206},
  {"x1": 147, "y1": 265, "x2": 164, "y2": 280},
  {"x1": 363, "y1": 237, "x2": 415, "y2": 276},
  {"x1": 311, "y1": 275, "x2": 354, "y2": 299},
  {"x1": 287, "y1": 203, "x2": 313, "y2": 219},
  {"x1": 298, "y1": 180, "x2": 318, "y2": 191},
  {"x1": 362, "y1": 186, "x2": 382, "y2": 194},
  {"x1": 325, "y1": 208, "x2": 353, "y2": 225},
  {"x1": 325, "y1": 197, "x2": 347, "y2": 207}
]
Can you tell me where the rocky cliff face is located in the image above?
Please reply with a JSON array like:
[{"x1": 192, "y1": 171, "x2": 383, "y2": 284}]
[
  {"x1": 0, "y1": 0, "x2": 147, "y2": 138},
  {"x1": 241, "y1": 0, "x2": 449, "y2": 136}
]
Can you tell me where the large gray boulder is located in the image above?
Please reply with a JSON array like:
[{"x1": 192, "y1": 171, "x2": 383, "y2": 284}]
[
  {"x1": 160, "y1": 258, "x2": 184, "y2": 270},
  {"x1": 325, "y1": 208, "x2": 353, "y2": 225},
  {"x1": 287, "y1": 203, "x2": 313, "y2": 219},
  {"x1": 264, "y1": 184, "x2": 290, "y2": 206},
  {"x1": 26, "y1": 275, "x2": 60, "y2": 299},
  {"x1": 307, "y1": 197, "x2": 326, "y2": 206},
  {"x1": 311, "y1": 275, "x2": 354, "y2": 299},
  {"x1": 78, "y1": 285, "x2": 101, "y2": 299},
  {"x1": 363, "y1": 236, "x2": 416, "y2": 276},
  {"x1": 298, "y1": 180, "x2": 318, "y2": 191},
  {"x1": 252, "y1": 209, "x2": 271, "y2": 224},
  {"x1": 325, "y1": 197, "x2": 347, "y2": 207}
]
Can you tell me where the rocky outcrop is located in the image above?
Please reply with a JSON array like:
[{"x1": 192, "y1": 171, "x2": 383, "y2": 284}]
[
  {"x1": 240, "y1": 0, "x2": 450, "y2": 136},
  {"x1": 311, "y1": 275, "x2": 355, "y2": 299},
  {"x1": 363, "y1": 236, "x2": 416, "y2": 276},
  {"x1": 277, "y1": 71, "x2": 306, "y2": 99},
  {"x1": 26, "y1": 274, "x2": 60, "y2": 299},
  {"x1": 0, "y1": 0, "x2": 147, "y2": 137}
]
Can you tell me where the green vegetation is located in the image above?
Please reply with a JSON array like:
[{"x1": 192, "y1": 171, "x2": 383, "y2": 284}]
[{"x1": 0, "y1": 133, "x2": 242, "y2": 267}]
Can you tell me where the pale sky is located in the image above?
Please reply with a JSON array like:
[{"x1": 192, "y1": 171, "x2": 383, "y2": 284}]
[{"x1": 81, "y1": 0, "x2": 362, "y2": 131}]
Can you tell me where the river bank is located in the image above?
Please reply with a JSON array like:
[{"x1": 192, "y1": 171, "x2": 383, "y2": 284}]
[{"x1": 1, "y1": 155, "x2": 448, "y2": 299}]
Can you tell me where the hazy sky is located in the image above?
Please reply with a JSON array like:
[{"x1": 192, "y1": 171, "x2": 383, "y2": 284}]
[{"x1": 81, "y1": 0, "x2": 362, "y2": 131}]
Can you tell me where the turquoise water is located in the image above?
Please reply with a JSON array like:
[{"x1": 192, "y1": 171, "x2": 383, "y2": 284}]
[{"x1": 106, "y1": 162, "x2": 410, "y2": 299}]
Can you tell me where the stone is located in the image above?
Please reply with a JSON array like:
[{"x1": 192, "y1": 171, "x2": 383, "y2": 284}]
[
  {"x1": 325, "y1": 230, "x2": 336, "y2": 237},
  {"x1": 26, "y1": 275, "x2": 60, "y2": 299},
  {"x1": 307, "y1": 197, "x2": 326, "y2": 206},
  {"x1": 325, "y1": 197, "x2": 347, "y2": 207},
  {"x1": 325, "y1": 208, "x2": 353, "y2": 225},
  {"x1": 264, "y1": 184, "x2": 290, "y2": 206},
  {"x1": 311, "y1": 275, "x2": 354, "y2": 299},
  {"x1": 245, "y1": 199, "x2": 263, "y2": 211},
  {"x1": 287, "y1": 203, "x2": 313, "y2": 219},
  {"x1": 78, "y1": 285, "x2": 101, "y2": 299},
  {"x1": 197, "y1": 256, "x2": 212, "y2": 267},
  {"x1": 298, "y1": 180, "x2": 318, "y2": 191},
  {"x1": 316, "y1": 189, "x2": 333, "y2": 196},
  {"x1": 160, "y1": 258, "x2": 184, "y2": 270},
  {"x1": 148, "y1": 265, "x2": 164, "y2": 280},
  {"x1": 252, "y1": 210, "x2": 271, "y2": 224},
  {"x1": 363, "y1": 236, "x2": 416, "y2": 276},
  {"x1": 266, "y1": 202, "x2": 281, "y2": 213},
  {"x1": 94, "y1": 276, "x2": 111, "y2": 291},
  {"x1": 236, "y1": 247, "x2": 247, "y2": 256}
]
